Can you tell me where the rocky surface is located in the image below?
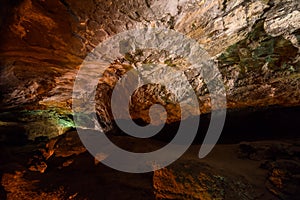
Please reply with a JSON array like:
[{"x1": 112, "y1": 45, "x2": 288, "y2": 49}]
[
  {"x1": 0, "y1": 131, "x2": 299, "y2": 199},
  {"x1": 239, "y1": 140, "x2": 300, "y2": 200},
  {"x1": 0, "y1": 1, "x2": 299, "y2": 199},
  {"x1": 0, "y1": 0, "x2": 299, "y2": 137}
]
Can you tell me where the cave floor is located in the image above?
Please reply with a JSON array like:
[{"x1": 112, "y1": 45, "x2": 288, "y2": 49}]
[{"x1": 1, "y1": 130, "x2": 299, "y2": 200}]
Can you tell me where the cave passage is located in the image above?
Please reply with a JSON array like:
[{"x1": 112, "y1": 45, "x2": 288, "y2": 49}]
[{"x1": 107, "y1": 105, "x2": 300, "y2": 147}]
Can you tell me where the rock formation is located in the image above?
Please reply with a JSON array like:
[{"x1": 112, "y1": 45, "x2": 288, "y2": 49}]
[
  {"x1": 1, "y1": 0, "x2": 299, "y2": 137},
  {"x1": 0, "y1": 0, "x2": 299, "y2": 199}
]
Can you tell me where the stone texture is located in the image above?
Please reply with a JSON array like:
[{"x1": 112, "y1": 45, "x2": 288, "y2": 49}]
[
  {"x1": 0, "y1": 110, "x2": 74, "y2": 140},
  {"x1": 0, "y1": 0, "x2": 299, "y2": 136},
  {"x1": 238, "y1": 140, "x2": 300, "y2": 200},
  {"x1": 2, "y1": 131, "x2": 299, "y2": 199},
  {"x1": 0, "y1": 1, "x2": 299, "y2": 198},
  {"x1": 153, "y1": 163, "x2": 257, "y2": 199}
]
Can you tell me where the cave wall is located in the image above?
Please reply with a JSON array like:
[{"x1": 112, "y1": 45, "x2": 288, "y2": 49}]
[{"x1": 0, "y1": 0, "x2": 299, "y2": 139}]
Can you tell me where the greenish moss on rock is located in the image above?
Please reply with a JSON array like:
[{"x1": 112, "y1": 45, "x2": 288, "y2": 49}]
[
  {"x1": 218, "y1": 21, "x2": 298, "y2": 74},
  {"x1": 0, "y1": 110, "x2": 75, "y2": 141}
]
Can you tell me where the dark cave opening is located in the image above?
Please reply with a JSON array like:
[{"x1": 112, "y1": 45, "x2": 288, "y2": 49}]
[{"x1": 104, "y1": 105, "x2": 300, "y2": 153}]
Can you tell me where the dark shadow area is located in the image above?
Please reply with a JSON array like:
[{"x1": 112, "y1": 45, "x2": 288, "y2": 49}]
[
  {"x1": 216, "y1": 105, "x2": 300, "y2": 143},
  {"x1": 32, "y1": 152, "x2": 155, "y2": 200},
  {"x1": 107, "y1": 105, "x2": 300, "y2": 146},
  {"x1": 0, "y1": 171, "x2": 7, "y2": 200}
]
